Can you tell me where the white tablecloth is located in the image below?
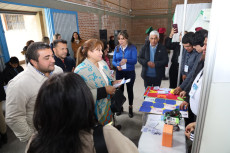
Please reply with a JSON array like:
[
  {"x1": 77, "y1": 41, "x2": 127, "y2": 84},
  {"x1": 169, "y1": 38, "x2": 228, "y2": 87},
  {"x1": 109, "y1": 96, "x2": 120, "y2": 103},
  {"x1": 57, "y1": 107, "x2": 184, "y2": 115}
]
[{"x1": 138, "y1": 114, "x2": 186, "y2": 153}]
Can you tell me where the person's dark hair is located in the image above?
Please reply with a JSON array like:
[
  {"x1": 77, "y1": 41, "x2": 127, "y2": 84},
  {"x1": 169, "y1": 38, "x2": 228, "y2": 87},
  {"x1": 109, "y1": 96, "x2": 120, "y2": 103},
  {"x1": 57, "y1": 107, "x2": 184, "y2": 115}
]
[
  {"x1": 182, "y1": 32, "x2": 195, "y2": 45},
  {"x1": 9, "y1": 56, "x2": 19, "y2": 64},
  {"x1": 109, "y1": 36, "x2": 114, "y2": 40},
  {"x1": 42, "y1": 37, "x2": 50, "y2": 44},
  {"x1": 193, "y1": 29, "x2": 208, "y2": 47},
  {"x1": 101, "y1": 40, "x2": 109, "y2": 59},
  {"x1": 53, "y1": 33, "x2": 61, "y2": 41},
  {"x1": 27, "y1": 73, "x2": 97, "y2": 153},
  {"x1": 159, "y1": 33, "x2": 165, "y2": 44},
  {"x1": 118, "y1": 30, "x2": 129, "y2": 40},
  {"x1": 26, "y1": 40, "x2": 34, "y2": 47},
  {"x1": 71, "y1": 32, "x2": 82, "y2": 42},
  {"x1": 26, "y1": 42, "x2": 51, "y2": 63},
  {"x1": 53, "y1": 39, "x2": 67, "y2": 48}
]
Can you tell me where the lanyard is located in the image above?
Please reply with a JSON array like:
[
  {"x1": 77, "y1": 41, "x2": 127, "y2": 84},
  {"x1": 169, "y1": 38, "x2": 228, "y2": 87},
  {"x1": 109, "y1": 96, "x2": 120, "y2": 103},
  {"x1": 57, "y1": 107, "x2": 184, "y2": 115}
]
[
  {"x1": 185, "y1": 52, "x2": 191, "y2": 65},
  {"x1": 121, "y1": 46, "x2": 125, "y2": 58}
]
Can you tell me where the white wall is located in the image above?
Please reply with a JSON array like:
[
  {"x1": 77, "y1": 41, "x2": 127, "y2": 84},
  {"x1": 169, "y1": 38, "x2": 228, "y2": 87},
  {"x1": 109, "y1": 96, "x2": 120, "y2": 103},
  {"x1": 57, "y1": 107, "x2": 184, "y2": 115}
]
[
  {"x1": 199, "y1": 0, "x2": 230, "y2": 153},
  {"x1": 1, "y1": 13, "x2": 42, "y2": 61}
]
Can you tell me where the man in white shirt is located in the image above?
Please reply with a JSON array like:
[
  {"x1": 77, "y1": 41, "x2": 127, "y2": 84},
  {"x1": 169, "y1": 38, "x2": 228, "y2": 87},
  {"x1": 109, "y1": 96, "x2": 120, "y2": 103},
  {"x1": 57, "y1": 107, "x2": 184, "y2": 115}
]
[{"x1": 5, "y1": 42, "x2": 63, "y2": 142}]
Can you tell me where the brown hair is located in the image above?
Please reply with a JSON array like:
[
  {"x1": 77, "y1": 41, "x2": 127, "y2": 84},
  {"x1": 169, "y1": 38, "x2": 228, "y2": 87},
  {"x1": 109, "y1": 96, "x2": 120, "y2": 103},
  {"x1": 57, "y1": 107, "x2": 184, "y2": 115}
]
[
  {"x1": 26, "y1": 40, "x2": 34, "y2": 46},
  {"x1": 116, "y1": 30, "x2": 132, "y2": 52},
  {"x1": 76, "y1": 39, "x2": 103, "y2": 66}
]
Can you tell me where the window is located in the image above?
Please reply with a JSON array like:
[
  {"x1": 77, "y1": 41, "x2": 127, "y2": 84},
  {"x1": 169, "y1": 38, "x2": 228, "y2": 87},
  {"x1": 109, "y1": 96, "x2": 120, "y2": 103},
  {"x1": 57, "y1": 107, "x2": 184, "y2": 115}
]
[{"x1": 4, "y1": 14, "x2": 25, "y2": 30}]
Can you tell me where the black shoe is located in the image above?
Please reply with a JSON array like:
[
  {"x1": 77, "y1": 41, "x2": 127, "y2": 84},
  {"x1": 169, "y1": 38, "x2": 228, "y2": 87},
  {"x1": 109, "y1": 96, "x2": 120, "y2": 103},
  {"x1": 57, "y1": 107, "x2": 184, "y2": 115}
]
[
  {"x1": 0, "y1": 134, "x2": 2, "y2": 149},
  {"x1": 1, "y1": 133, "x2": 7, "y2": 144},
  {"x1": 116, "y1": 107, "x2": 123, "y2": 116},
  {"x1": 128, "y1": 106, "x2": 133, "y2": 118},
  {"x1": 114, "y1": 125, "x2": 122, "y2": 131}
]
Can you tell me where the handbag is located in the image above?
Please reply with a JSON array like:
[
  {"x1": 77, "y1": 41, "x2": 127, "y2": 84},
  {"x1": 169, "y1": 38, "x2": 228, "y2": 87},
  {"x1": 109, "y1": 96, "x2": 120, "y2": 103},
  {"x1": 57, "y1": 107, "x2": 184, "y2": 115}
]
[{"x1": 110, "y1": 89, "x2": 126, "y2": 113}]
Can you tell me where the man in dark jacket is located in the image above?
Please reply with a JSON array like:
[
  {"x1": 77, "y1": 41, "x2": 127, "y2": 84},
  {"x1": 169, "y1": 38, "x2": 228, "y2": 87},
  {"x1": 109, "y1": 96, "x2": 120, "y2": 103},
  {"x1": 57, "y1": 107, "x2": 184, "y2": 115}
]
[
  {"x1": 53, "y1": 39, "x2": 76, "y2": 72},
  {"x1": 3, "y1": 57, "x2": 24, "y2": 84},
  {"x1": 165, "y1": 28, "x2": 187, "y2": 88},
  {"x1": 138, "y1": 30, "x2": 169, "y2": 88}
]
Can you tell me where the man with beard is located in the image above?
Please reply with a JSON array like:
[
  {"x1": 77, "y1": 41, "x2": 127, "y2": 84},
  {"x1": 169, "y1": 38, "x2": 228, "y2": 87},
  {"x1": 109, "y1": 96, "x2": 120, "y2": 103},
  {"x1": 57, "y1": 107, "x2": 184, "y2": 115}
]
[{"x1": 5, "y1": 42, "x2": 63, "y2": 142}]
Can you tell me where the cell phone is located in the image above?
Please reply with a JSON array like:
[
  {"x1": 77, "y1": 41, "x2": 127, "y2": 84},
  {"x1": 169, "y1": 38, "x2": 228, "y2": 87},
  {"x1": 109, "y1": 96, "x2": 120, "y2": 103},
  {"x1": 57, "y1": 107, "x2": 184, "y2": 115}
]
[{"x1": 172, "y1": 24, "x2": 178, "y2": 33}]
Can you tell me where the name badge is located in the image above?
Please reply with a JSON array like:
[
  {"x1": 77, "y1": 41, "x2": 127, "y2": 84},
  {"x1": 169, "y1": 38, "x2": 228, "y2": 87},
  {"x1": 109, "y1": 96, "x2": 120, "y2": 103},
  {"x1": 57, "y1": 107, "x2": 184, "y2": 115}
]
[
  {"x1": 189, "y1": 83, "x2": 198, "y2": 98},
  {"x1": 121, "y1": 64, "x2": 127, "y2": 70},
  {"x1": 184, "y1": 65, "x2": 189, "y2": 72},
  {"x1": 192, "y1": 83, "x2": 198, "y2": 90}
]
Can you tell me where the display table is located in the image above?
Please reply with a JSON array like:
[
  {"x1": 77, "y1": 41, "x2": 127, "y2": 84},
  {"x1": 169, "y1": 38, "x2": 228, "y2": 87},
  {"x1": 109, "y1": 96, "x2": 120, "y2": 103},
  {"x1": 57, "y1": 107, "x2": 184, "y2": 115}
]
[{"x1": 138, "y1": 114, "x2": 186, "y2": 153}]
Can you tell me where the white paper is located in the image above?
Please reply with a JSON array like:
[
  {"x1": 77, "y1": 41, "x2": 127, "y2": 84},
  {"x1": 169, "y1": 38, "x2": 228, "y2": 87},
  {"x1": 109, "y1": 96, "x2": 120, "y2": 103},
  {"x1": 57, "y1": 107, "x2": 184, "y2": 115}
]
[
  {"x1": 153, "y1": 86, "x2": 160, "y2": 90},
  {"x1": 108, "y1": 52, "x2": 114, "y2": 56},
  {"x1": 142, "y1": 115, "x2": 162, "y2": 135},
  {"x1": 157, "y1": 90, "x2": 168, "y2": 94},
  {"x1": 180, "y1": 111, "x2": 188, "y2": 118},
  {"x1": 164, "y1": 104, "x2": 176, "y2": 110},
  {"x1": 121, "y1": 64, "x2": 127, "y2": 70},
  {"x1": 147, "y1": 114, "x2": 162, "y2": 122},
  {"x1": 150, "y1": 108, "x2": 163, "y2": 115},
  {"x1": 184, "y1": 65, "x2": 189, "y2": 72},
  {"x1": 176, "y1": 100, "x2": 183, "y2": 105},
  {"x1": 144, "y1": 97, "x2": 155, "y2": 102},
  {"x1": 113, "y1": 78, "x2": 131, "y2": 88},
  {"x1": 159, "y1": 88, "x2": 172, "y2": 91}
]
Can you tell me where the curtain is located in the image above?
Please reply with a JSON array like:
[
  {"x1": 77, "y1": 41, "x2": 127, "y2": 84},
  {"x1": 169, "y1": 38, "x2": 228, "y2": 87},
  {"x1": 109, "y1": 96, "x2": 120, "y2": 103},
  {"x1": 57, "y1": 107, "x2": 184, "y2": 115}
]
[
  {"x1": 172, "y1": 3, "x2": 212, "y2": 42},
  {"x1": 53, "y1": 12, "x2": 78, "y2": 58}
]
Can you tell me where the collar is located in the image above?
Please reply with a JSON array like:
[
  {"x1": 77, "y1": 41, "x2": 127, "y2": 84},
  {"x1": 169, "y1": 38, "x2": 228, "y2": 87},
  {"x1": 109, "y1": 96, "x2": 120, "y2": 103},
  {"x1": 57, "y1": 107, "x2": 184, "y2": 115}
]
[
  {"x1": 27, "y1": 63, "x2": 53, "y2": 82},
  {"x1": 120, "y1": 45, "x2": 127, "y2": 51},
  {"x1": 150, "y1": 43, "x2": 158, "y2": 49}
]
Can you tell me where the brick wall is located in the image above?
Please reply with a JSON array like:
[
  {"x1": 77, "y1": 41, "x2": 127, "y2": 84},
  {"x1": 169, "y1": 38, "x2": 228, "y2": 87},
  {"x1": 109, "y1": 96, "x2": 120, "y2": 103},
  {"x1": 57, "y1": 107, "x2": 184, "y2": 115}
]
[
  {"x1": 76, "y1": 0, "x2": 132, "y2": 41},
  {"x1": 130, "y1": 0, "x2": 212, "y2": 44},
  {"x1": 78, "y1": 12, "x2": 99, "y2": 40},
  {"x1": 72, "y1": 0, "x2": 212, "y2": 44},
  {"x1": 101, "y1": 15, "x2": 120, "y2": 40},
  {"x1": 130, "y1": 18, "x2": 168, "y2": 44}
]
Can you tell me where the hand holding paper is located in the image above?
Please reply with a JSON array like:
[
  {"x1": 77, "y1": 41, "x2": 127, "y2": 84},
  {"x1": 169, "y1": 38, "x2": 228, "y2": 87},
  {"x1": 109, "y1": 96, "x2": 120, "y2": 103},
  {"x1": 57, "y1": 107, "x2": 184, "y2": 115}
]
[{"x1": 113, "y1": 78, "x2": 131, "y2": 88}]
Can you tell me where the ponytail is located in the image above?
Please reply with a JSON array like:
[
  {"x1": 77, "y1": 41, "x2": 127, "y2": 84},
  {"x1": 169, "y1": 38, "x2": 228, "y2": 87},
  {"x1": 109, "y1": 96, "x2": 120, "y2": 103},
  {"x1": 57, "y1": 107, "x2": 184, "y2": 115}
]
[{"x1": 76, "y1": 46, "x2": 86, "y2": 66}]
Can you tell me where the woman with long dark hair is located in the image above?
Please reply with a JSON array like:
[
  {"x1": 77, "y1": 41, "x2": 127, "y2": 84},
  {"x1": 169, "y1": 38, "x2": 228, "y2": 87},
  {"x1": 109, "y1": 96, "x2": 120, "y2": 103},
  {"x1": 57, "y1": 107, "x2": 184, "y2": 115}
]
[
  {"x1": 26, "y1": 73, "x2": 138, "y2": 153},
  {"x1": 112, "y1": 30, "x2": 137, "y2": 118},
  {"x1": 71, "y1": 32, "x2": 85, "y2": 60}
]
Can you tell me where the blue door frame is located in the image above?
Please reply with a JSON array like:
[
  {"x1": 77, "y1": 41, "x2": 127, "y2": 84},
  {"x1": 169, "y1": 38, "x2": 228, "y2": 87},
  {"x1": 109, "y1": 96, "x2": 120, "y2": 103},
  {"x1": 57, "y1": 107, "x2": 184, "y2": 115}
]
[
  {"x1": 0, "y1": 17, "x2": 10, "y2": 63},
  {"x1": 45, "y1": 8, "x2": 79, "y2": 42}
]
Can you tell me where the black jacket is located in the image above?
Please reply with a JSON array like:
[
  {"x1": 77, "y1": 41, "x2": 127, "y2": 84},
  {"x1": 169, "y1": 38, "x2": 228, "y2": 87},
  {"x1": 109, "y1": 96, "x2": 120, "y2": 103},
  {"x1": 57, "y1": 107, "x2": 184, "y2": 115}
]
[
  {"x1": 3, "y1": 62, "x2": 24, "y2": 84},
  {"x1": 165, "y1": 37, "x2": 181, "y2": 64},
  {"x1": 138, "y1": 41, "x2": 169, "y2": 80},
  {"x1": 54, "y1": 56, "x2": 76, "y2": 72},
  {"x1": 0, "y1": 72, "x2": 6, "y2": 101}
]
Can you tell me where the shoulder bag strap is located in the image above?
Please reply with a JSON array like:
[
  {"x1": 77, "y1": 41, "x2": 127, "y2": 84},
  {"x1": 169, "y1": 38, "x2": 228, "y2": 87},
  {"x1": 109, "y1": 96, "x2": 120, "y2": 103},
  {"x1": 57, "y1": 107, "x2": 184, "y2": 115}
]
[{"x1": 93, "y1": 124, "x2": 108, "y2": 153}]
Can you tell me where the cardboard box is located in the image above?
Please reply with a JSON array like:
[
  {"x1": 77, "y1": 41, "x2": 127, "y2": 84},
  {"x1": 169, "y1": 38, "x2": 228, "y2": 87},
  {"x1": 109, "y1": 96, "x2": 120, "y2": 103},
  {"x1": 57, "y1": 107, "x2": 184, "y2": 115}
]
[{"x1": 162, "y1": 124, "x2": 173, "y2": 147}]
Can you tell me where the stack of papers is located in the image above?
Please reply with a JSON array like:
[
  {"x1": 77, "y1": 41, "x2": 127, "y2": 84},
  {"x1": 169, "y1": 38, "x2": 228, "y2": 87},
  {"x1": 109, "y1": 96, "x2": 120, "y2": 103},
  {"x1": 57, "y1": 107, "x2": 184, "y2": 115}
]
[
  {"x1": 113, "y1": 78, "x2": 130, "y2": 88},
  {"x1": 141, "y1": 115, "x2": 163, "y2": 135}
]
